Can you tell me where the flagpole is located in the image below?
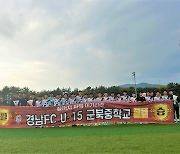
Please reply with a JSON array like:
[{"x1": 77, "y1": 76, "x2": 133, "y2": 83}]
[{"x1": 132, "y1": 72, "x2": 137, "y2": 97}]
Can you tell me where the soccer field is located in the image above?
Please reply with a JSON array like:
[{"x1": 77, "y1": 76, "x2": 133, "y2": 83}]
[{"x1": 0, "y1": 124, "x2": 180, "y2": 154}]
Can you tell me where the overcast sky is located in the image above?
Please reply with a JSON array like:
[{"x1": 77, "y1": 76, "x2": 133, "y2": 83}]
[{"x1": 0, "y1": 0, "x2": 179, "y2": 91}]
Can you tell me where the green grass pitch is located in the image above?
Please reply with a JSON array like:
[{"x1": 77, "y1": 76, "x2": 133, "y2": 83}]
[{"x1": 0, "y1": 124, "x2": 180, "y2": 154}]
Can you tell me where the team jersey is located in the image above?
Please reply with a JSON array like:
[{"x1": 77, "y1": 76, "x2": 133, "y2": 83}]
[
  {"x1": 42, "y1": 99, "x2": 51, "y2": 107},
  {"x1": 137, "y1": 96, "x2": 146, "y2": 102},
  {"x1": 102, "y1": 97, "x2": 109, "y2": 101},
  {"x1": 130, "y1": 97, "x2": 137, "y2": 102},
  {"x1": 109, "y1": 96, "x2": 116, "y2": 101},
  {"x1": 121, "y1": 96, "x2": 130, "y2": 102},
  {"x1": 154, "y1": 96, "x2": 162, "y2": 101},
  {"x1": 35, "y1": 100, "x2": 42, "y2": 107},
  {"x1": 61, "y1": 98, "x2": 69, "y2": 105},
  {"x1": 81, "y1": 98, "x2": 88, "y2": 103},
  {"x1": 52, "y1": 98, "x2": 62, "y2": 106},
  {"x1": 95, "y1": 97, "x2": 103, "y2": 101},
  {"x1": 48, "y1": 97, "x2": 54, "y2": 102},
  {"x1": 145, "y1": 96, "x2": 151, "y2": 102},
  {"x1": 11, "y1": 99, "x2": 20, "y2": 106},
  {"x1": 68, "y1": 98, "x2": 77, "y2": 104},
  {"x1": 149, "y1": 96, "x2": 154, "y2": 102},
  {"x1": 116, "y1": 97, "x2": 122, "y2": 102},
  {"x1": 76, "y1": 96, "x2": 84, "y2": 103},
  {"x1": 87, "y1": 98, "x2": 94, "y2": 102},
  {"x1": 161, "y1": 96, "x2": 170, "y2": 101}
]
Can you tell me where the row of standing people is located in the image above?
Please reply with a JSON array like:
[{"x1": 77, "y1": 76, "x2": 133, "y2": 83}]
[{"x1": 11, "y1": 90, "x2": 177, "y2": 107}]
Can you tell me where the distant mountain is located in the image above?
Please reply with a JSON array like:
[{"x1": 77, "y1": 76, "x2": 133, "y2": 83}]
[{"x1": 120, "y1": 83, "x2": 166, "y2": 88}]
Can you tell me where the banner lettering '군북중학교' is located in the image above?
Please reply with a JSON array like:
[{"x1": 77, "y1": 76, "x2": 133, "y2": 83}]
[{"x1": 0, "y1": 101, "x2": 174, "y2": 128}]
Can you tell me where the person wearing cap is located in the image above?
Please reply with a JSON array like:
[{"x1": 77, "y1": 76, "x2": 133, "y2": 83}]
[{"x1": 169, "y1": 90, "x2": 179, "y2": 123}]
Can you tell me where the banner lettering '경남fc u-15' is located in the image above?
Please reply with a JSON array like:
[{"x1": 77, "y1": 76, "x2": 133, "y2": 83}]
[{"x1": 0, "y1": 101, "x2": 174, "y2": 128}]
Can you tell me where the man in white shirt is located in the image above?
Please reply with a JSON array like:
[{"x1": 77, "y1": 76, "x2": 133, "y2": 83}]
[
  {"x1": 145, "y1": 92, "x2": 151, "y2": 102},
  {"x1": 95, "y1": 92, "x2": 103, "y2": 101},
  {"x1": 130, "y1": 93, "x2": 137, "y2": 102},
  {"x1": 116, "y1": 93, "x2": 122, "y2": 102},
  {"x1": 161, "y1": 90, "x2": 170, "y2": 101},
  {"x1": 149, "y1": 91, "x2": 154, "y2": 102},
  {"x1": 87, "y1": 93, "x2": 95, "y2": 102},
  {"x1": 82, "y1": 93, "x2": 88, "y2": 102},
  {"x1": 68, "y1": 93, "x2": 77, "y2": 104},
  {"x1": 103, "y1": 92, "x2": 109, "y2": 101},
  {"x1": 76, "y1": 91, "x2": 84, "y2": 103},
  {"x1": 154, "y1": 91, "x2": 162, "y2": 101},
  {"x1": 121, "y1": 91, "x2": 130, "y2": 102},
  {"x1": 109, "y1": 92, "x2": 116, "y2": 101},
  {"x1": 35, "y1": 96, "x2": 42, "y2": 107}
]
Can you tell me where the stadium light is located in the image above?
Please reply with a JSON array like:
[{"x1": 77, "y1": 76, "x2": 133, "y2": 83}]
[{"x1": 132, "y1": 72, "x2": 137, "y2": 97}]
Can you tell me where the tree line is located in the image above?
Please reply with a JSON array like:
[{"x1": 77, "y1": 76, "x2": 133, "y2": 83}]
[{"x1": 0, "y1": 82, "x2": 179, "y2": 105}]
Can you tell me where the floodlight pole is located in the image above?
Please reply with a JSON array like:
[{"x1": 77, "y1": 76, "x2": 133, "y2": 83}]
[{"x1": 132, "y1": 72, "x2": 137, "y2": 97}]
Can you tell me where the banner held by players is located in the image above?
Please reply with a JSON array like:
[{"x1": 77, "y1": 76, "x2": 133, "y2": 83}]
[{"x1": 0, "y1": 101, "x2": 174, "y2": 128}]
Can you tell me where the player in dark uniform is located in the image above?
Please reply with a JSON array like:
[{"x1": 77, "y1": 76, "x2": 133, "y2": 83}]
[
  {"x1": 136, "y1": 92, "x2": 146, "y2": 102},
  {"x1": 169, "y1": 90, "x2": 179, "y2": 123}
]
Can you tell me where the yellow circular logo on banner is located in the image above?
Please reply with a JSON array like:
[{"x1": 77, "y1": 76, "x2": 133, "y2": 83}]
[
  {"x1": 0, "y1": 109, "x2": 11, "y2": 126},
  {"x1": 151, "y1": 103, "x2": 172, "y2": 121}
]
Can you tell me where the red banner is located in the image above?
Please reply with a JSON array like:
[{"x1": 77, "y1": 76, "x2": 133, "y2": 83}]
[{"x1": 0, "y1": 101, "x2": 174, "y2": 128}]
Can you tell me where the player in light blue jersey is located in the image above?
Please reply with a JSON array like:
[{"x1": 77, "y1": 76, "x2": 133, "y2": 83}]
[
  {"x1": 42, "y1": 94, "x2": 51, "y2": 107},
  {"x1": 68, "y1": 93, "x2": 77, "y2": 104},
  {"x1": 52, "y1": 94, "x2": 62, "y2": 106},
  {"x1": 61, "y1": 93, "x2": 69, "y2": 105}
]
